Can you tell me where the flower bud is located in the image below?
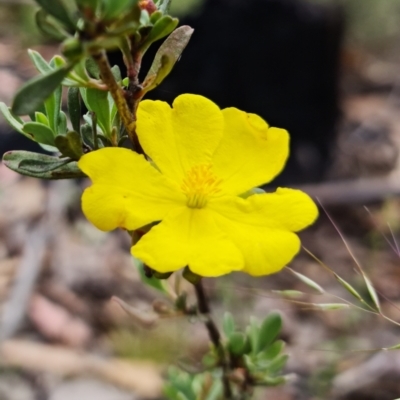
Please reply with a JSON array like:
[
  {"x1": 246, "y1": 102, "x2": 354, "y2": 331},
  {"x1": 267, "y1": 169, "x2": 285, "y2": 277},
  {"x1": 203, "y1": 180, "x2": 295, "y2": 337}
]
[{"x1": 139, "y1": 0, "x2": 157, "y2": 15}]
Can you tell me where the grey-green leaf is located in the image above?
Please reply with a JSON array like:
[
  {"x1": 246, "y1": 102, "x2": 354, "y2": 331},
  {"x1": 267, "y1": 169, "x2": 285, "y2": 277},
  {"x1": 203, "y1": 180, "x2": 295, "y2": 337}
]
[
  {"x1": 54, "y1": 131, "x2": 83, "y2": 160},
  {"x1": 143, "y1": 25, "x2": 193, "y2": 92},
  {"x1": 0, "y1": 103, "x2": 25, "y2": 135},
  {"x1": 257, "y1": 313, "x2": 282, "y2": 353},
  {"x1": 3, "y1": 151, "x2": 86, "y2": 179},
  {"x1": 68, "y1": 87, "x2": 81, "y2": 133},
  {"x1": 35, "y1": 9, "x2": 69, "y2": 41},
  {"x1": 28, "y1": 49, "x2": 52, "y2": 74},
  {"x1": 222, "y1": 312, "x2": 235, "y2": 337},
  {"x1": 34, "y1": 0, "x2": 76, "y2": 30},
  {"x1": 12, "y1": 65, "x2": 73, "y2": 116}
]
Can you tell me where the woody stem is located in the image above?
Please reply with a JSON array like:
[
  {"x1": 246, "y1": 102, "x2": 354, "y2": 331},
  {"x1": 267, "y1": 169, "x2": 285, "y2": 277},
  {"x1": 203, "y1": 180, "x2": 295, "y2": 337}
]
[{"x1": 194, "y1": 280, "x2": 233, "y2": 399}]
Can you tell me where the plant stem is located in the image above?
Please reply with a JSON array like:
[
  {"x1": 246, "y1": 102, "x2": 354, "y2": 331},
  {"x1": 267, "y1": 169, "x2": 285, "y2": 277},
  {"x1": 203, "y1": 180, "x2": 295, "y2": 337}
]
[
  {"x1": 194, "y1": 280, "x2": 233, "y2": 399},
  {"x1": 91, "y1": 50, "x2": 138, "y2": 146}
]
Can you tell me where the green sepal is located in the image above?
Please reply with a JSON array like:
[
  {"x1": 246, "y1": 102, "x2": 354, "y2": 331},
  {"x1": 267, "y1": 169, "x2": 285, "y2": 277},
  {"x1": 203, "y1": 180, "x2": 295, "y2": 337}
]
[
  {"x1": 68, "y1": 87, "x2": 82, "y2": 133},
  {"x1": 175, "y1": 292, "x2": 187, "y2": 312},
  {"x1": 256, "y1": 313, "x2": 282, "y2": 353},
  {"x1": 54, "y1": 131, "x2": 84, "y2": 160},
  {"x1": 143, "y1": 25, "x2": 193, "y2": 92},
  {"x1": 34, "y1": 0, "x2": 77, "y2": 30},
  {"x1": 35, "y1": 9, "x2": 69, "y2": 41},
  {"x1": 136, "y1": 260, "x2": 168, "y2": 294},
  {"x1": 12, "y1": 65, "x2": 73, "y2": 116},
  {"x1": 22, "y1": 122, "x2": 55, "y2": 146},
  {"x1": 182, "y1": 266, "x2": 201, "y2": 285},
  {"x1": 153, "y1": 271, "x2": 173, "y2": 280},
  {"x1": 2, "y1": 151, "x2": 86, "y2": 179}
]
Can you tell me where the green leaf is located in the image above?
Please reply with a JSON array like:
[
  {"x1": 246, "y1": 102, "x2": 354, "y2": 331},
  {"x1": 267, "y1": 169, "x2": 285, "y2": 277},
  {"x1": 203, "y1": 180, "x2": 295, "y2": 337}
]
[
  {"x1": 261, "y1": 340, "x2": 285, "y2": 361},
  {"x1": 202, "y1": 352, "x2": 217, "y2": 368},
  {"x1": 141, "y1": 15, "x2": 179, "y2": 51},
  {"x1": 101, "y1": 0, "x2": 139, "y2": 21},
  {"x1": 0, "y1": 103, "x2": 25, "y2": 135},
  {"x1": 12, "y1": 65, "x2": 73, "y2": 116},
  {"x1": 81, "y1": 88, "x2": 112, "y2": 136},
  {"x1": 158, "y1": 0, "x2": 172, "y2": 14},
  {"x1": 35, "y1": 111, "x2": 49, "y2": 126},
  {"x1": 28, "y1": 49, "x2": 52, "y2": 74},
  {"x1": 265, "y1": 354, "x2": 288, "y2": 375},
  {"x1": 3, "y1": 151, "x2": 86, "y2": 179},
  {"x1": 76, "y1": 0, "x2": 99, "y2": 9},
  {"x1": 22, "y1": 122, "x2": 55, "y2": 146},
  {"x1": 61, "y1": 38, "x2": 84, "y2": 62},
  {"x1": 55, "y1": 131, "x2": 83, "y2": 160},
  {"x1": 227, "y1": 332, "x2": 246, "y2": 356},
  {"x1": 255, "y1": 375, "x2": 287, "y2": 387},
  {"x1": 68, "y1": 87, "x2": 81, "y2": 133},
  {"x1": 257, "y1": 313, "x2": 282, "y2": 353},
  {"x1": 222, "y1": 312, "x2": 235, "y2": 337},
  {"x1": 143, "y1": 25, "x2": 193, "y2": 92},
  {"x1": 85, "y1": 57, "x2": 100, "y2": 79},
  {"x1": 248, "y1": 317, "x2": 259, "y2": 355},
  {"x1": 34, "y1": 0, "x2": 76, "y2": 30},
  {"x1": 35, "y1": 9, "x2": 69, "y2": 41}
]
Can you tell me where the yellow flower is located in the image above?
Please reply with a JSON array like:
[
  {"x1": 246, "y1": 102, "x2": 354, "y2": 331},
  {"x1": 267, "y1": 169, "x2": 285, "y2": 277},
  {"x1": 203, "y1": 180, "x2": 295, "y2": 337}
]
[{"x1": 78, "y1": 94, "x2": 318, "y2": 277}]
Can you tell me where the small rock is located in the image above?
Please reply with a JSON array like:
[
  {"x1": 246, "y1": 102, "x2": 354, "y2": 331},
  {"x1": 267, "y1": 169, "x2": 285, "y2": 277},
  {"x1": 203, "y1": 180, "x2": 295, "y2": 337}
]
[{"x1": 49, "y1": 379, "x2": 136, "y2": 400}]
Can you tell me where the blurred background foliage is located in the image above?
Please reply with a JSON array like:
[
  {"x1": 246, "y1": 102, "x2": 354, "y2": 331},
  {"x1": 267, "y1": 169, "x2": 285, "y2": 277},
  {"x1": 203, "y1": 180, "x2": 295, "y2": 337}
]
[{"x1": 2, "y1": 0, "x2": 400, "y2": 54}]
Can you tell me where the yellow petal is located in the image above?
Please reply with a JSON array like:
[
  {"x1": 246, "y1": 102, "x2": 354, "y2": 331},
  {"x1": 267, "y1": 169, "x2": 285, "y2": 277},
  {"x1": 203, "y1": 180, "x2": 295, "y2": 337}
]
[
  {"x1": 212, "y1": 108, "x2": 289, "y2": 195},
  {"x1": 209, "y1": 188, "x2": 318, "y2": 276},
  {"x1": 136, "y1": 94, "x2": 224, "y2": 182},
  {"x1": 210, "y1": 188, "x2": 318, "y2": 232},
  {"x1": 132, "y1": 207, "x2": 244, "y2": 277},
  {"x1": 78, "y1": 148, "x2": 184, "y2": 231}
]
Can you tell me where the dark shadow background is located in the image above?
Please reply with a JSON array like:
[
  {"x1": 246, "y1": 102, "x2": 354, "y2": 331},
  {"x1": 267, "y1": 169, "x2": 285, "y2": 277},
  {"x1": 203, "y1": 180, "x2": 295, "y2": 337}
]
[{"x1": 141, "y1": 0, "x2": 344, "y2": 184}]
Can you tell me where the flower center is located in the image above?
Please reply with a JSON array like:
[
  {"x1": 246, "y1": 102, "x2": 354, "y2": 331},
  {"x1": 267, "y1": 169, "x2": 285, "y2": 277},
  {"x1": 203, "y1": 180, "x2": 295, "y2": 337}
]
[{"x1": 181, "y1": 164, "x2": 222, "y2": 208}]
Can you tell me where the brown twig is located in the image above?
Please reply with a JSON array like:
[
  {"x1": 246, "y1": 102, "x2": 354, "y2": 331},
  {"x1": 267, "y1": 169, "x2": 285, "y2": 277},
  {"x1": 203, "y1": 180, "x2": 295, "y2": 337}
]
[
  {"x1": 194, "y1": 280, "x2": 233, "y2": 399},
  {"x1": 91, "y1": 50, "x2": 137, "y2": 145}
]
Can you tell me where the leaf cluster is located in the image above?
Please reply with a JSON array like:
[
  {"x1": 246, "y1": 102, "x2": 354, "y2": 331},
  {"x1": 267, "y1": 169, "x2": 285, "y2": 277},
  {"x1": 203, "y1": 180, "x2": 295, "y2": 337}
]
[{"x1": 0, "y1": 0, "x2": 193, "y2": 180}]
